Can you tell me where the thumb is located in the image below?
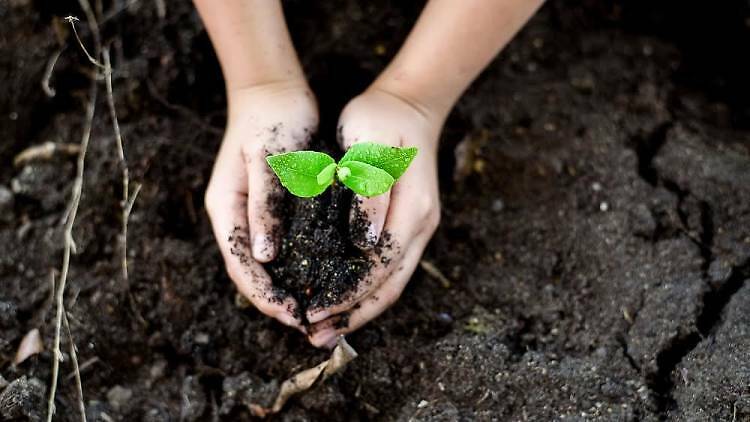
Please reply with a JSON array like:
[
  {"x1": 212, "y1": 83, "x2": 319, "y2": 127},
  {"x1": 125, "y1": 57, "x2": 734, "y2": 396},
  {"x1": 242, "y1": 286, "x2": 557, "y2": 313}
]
[
  {"x1": 338, "y1": 123, "x2": 398, "y2": 250},
  {"x1": 245, "y1": 147, "x2": 282, "y2": 263}
]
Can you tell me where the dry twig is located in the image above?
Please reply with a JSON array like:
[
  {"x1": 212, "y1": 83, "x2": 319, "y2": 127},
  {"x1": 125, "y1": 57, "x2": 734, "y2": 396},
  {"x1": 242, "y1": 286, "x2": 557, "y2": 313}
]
[
  {"x1": 41, "y1": 47, "x2": 65, "y2": 97},
  {"x1": 102, "y1": 48, "x2": 145, "y2": 327},
  {"x1": 63, "y1": 311, "x2": 87, "y2": 422},
  {"x1": 48, "y1": 6, "x2": 101, "y2": 420},
  {"x1": 419, "y1": 260, "x2": 452, "y2": 288},
  {"x1": 13, "y1": 142, "x2": 81, "y2": 167},
  {"x1": 47, "y1": 78, "x2": 97, "y2": 422},
  {"x1": 63, "y1": 16, "x2": 103, "y2": 69}
]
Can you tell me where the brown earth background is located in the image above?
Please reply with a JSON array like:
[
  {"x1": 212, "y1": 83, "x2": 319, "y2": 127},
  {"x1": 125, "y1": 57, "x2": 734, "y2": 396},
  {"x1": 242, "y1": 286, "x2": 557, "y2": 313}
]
[{"x1": 1, "y1": 0, "x2": 749, "y2": 420}]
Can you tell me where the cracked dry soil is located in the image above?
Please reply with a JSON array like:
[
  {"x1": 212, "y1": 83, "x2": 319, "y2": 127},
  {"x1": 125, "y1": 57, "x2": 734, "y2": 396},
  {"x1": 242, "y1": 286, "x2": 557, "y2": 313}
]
[{"x1": 1, "y1": 1, "x2": 749, "y2": 420}]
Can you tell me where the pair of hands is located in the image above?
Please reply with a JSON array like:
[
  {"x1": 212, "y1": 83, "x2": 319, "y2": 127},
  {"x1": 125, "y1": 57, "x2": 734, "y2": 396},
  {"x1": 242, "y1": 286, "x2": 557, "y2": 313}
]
[{"x1": 205, "y1": 80, "x2": 442, "y2": 348}]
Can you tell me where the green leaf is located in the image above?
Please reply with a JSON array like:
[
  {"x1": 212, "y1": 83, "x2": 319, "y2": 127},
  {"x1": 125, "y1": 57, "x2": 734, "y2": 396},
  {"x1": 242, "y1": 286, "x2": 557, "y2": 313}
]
[
  {"x1": 337, "y1": 160, "x2": 395, "y2": 197},
  {"x1": 266, "y1": 151, "x2": 335, "y2": 197},
  {"x1": 316, "y1": 163, "x2": 337, "y2": 186},
  {"x1": 340, "y1": 142, "x2": 418, "y2": 180}
]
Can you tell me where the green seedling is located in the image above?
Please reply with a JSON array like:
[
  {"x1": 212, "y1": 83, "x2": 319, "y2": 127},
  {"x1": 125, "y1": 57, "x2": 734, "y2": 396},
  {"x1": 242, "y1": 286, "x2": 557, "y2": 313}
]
[{"x1": 266, "y1": 142, "x2": 418, "y2": 198}]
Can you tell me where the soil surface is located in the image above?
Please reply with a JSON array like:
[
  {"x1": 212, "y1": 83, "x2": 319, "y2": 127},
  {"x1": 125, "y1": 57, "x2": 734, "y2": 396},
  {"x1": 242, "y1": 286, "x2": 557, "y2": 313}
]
[{"x1": 2, "y1": 0, "x2": 750, "y2": 421}]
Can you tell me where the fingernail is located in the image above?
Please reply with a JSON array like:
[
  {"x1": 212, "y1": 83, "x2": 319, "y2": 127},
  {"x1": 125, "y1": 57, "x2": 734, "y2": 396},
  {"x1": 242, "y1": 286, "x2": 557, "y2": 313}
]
[
  {"x1": 307, "y1": 309, "x2": 330, "y2": 324},
  {"x1": 367, "y1": 222, "x2": 381, "y2": 246},
  {"x1": 276, "y1": 312, "x2": 299, "y2": 328},
  {"x1": 252, "y1": 234, "x2": 272, "y2": 262}
]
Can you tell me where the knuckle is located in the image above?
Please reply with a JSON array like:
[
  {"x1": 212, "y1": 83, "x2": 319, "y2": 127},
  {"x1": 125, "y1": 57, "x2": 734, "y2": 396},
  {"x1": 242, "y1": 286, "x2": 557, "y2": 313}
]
[
  {"x1": 426, "y1": 208, "x2": 441, "y2": 232},
  {"x1": 204, "y1": 190, "x2": 218, "y2": 216},
  {"x1": 416, "y1": 195, "x2": 440, "y2": 227}
]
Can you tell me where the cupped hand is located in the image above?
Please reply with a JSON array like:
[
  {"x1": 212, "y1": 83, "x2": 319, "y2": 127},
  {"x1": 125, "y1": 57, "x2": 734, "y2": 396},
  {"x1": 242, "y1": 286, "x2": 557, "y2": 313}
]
[
  {"x1": 205, "y1": 81, "x2": 318, "y2": 330},
  {"x1": 306, "y1": 86, "x2": 443, "y2": 348}
]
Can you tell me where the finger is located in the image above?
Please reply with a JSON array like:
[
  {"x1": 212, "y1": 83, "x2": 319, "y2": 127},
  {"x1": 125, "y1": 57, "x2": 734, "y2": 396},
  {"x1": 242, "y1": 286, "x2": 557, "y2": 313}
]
[
  {"x1": 304, "y1": 315, "x2": 343, "y2": 349},
  {"x1": 306, "y1": 157, "x2": 435, "y2": 323},
  {"x1": 337, "y1": 122, "x2": 399, "y2": 250},
  {"x1": 205, "y1": 143, "x2": 303, "y2": 329},
  {"x1": 245, "y1": 146, "x2": 282, "y2": 263},
  {"x1": 350, "y1": 192, "x2": 390, "y2": 249},
  {"x1": 307, "y1": 236, "x2": 428, "y2": 348}
]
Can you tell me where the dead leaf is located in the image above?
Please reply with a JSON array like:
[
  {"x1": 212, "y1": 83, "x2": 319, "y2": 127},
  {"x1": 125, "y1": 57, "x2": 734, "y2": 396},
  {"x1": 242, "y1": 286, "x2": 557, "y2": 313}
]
[
  {"x1": 14, "y1": 328, "x2": 43, "y2": 365},
  {"x1": 249, "y1": 336, "x2": 358, "y2": 417}
]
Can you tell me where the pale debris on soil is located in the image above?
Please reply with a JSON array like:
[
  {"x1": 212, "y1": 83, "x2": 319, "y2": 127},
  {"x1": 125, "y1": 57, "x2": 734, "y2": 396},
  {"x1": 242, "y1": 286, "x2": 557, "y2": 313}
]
[
  {"x1": 13, "y1": 328, "x2": 43, "y2": 365},
  {"x1": 250, "y1": 336, "x2": 358, "y2": 418}
]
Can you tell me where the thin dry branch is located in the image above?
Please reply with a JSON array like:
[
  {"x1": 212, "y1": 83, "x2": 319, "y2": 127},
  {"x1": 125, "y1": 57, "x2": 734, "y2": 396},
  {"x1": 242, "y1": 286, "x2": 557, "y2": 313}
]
[
  {"x1": 47, "y1": 78, "x2": 97, "y2": 422},
  {"x1": 41, "y1": 47, "x2": 65, "y2": 97},
  {"x1": 13, "y1": 142, "x2": 81, "y2": 167},
  {"x1": 63, "y1": 16, "x2": 104, "y2": 69},
  {"x1": 102, "y1": 48, "x2": 144, "y2": 326},
  {"x1": 63, "y1": 311, "x2": 87, "y2": 422},
  {"x1": 47, "y1": 7, "x2": 105, "y2": 421}
]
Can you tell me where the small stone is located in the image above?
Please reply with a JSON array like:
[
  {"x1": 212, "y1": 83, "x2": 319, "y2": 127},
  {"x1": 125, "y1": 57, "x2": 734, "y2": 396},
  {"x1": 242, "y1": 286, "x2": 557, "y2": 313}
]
[
  {"x1": 150, "y1": 360, "x2": 168, "y2": 379},
  {"x1": 631, "y1": 203, "x2": 656, "y2": 236},
  {"x1": 0, "y1": 376, "x2": 45, "y2": 420},
  {"x1": 180, "y1": 376, "x2": 206, "y2": 422},
  {"x1": 707, "y1": 259, "x2": 732, "y2": 288},
  {"x1": 599, "y1": 202, "x2": 609, "y2": 212},
  {"x1": 106, "y1": 385, "x2": 133, "y2": 411},
  {"x1": 0, "y1": 301, "x2": 18, "y2": 327},
  {"x1": 591, "y1": 182, "x2": 602, "y2": 192},
  {"x1": 417, "y1": 400, "x2": 429, "y2": 409},
  {"x1": 0, "y1": 185, "x2": 14, "y2": 223},
  {"x1": 194, "y1": 332, "x2": 210, "y2": 345},
  {"x1": 491, "y1": 199, "x2": 505, "y2": 212},
  {"x1": 436, "y1": 312, "x2": 453, "y2": 324}
]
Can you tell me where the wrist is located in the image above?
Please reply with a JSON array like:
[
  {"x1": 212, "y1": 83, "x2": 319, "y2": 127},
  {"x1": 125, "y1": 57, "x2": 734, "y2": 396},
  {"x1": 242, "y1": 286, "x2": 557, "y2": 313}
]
[
  {"x1": 226, "y1": 78, "x2": 314, "y2": 121},
  {"x1": 368, "y1": 78, "x2": 450, "y2": 126}
]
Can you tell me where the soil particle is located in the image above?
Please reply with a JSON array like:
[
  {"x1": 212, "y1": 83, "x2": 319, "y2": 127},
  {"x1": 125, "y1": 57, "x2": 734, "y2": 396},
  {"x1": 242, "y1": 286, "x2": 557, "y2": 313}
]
[
  {"x1": 0, "y1": 185, "x2": 13, "y2": 223},
  {"x1": 220, "y1": 372, "x2": 279, "y2": 415},
  {"x1": 179, "y1": 375, "x2": 207, "y2": 422},
  {"x1": 106, "y1": 385, "x2": 133, "y2": 411},
  {"x1": 0, "y1": 376, "x2": 46, "y2": 421}
]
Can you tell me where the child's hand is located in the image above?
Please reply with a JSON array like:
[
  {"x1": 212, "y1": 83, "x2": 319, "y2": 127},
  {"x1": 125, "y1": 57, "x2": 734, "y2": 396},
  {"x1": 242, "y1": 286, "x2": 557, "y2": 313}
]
[
  {"x1": 205, "y1": 81, "x2": 318, "y2": 330},
  {"x1": 305, "y1": 87, "x2": 442, "y2": 348}
]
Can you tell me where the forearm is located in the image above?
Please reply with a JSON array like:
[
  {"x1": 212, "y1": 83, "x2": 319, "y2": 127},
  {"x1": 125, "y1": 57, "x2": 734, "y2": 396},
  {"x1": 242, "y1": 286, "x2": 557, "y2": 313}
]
[
  {"x1": 373, "y1": 0, "x2": 544, "y2": 120},
  {"x1": 193, "y1": 0, "x2": 305, "y2": 97}
]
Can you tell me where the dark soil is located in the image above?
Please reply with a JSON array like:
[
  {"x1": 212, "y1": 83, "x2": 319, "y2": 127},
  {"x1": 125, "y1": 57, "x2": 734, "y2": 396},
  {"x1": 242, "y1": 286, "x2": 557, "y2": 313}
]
[
  {"x1": 265, "y1": 181, "x2": 375, "y2": 317},
  {"x1": 2, "y1": 0, "x2": 750, "y2": 421}
]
